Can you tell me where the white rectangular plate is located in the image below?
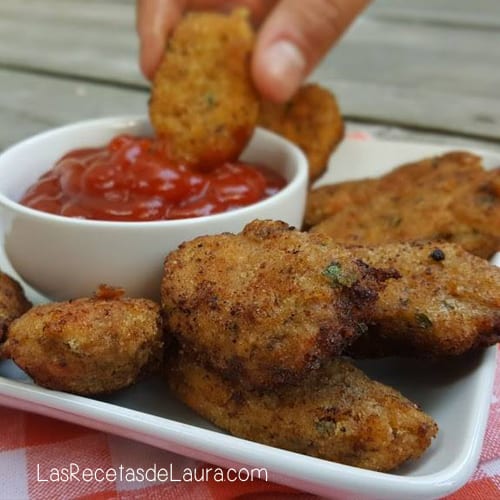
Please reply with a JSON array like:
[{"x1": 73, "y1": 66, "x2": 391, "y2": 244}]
[{"x1": 0, "y1": 138, "x2": 498, "y2": 500}]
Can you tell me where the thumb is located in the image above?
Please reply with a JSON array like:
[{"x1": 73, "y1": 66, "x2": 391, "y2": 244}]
[{"x1": 252, "y1": 0, "x2": 370, "y2": 102}]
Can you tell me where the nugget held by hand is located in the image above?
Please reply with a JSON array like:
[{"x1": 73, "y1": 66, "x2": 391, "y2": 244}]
[
  {"x1": 348, "y1": 241, "x2": 500, "y2": 358},
  {"x1": 3, "y1": 287, "x2": 164, "y2": 395},
  {"x1": 168, "y1": 352, "x2": 438, "y2": 472},
  {"x1": 149, "y1": 9, "x2": 259, "y2": 168},
  {"x1": 162, "y1": 220, "x2": 397, "y2": 388}
]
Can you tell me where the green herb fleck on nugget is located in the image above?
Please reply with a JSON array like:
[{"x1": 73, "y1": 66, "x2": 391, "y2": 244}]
[{"x1": 323, "y1": 262, "x2": 358, "y2": 287}]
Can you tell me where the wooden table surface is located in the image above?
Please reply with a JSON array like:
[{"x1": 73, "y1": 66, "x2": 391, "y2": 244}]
[{"x1": 1, "y1": 0, "x2": 500, "y2": 154}]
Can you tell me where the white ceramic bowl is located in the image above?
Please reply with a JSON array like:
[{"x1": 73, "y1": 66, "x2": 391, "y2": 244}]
[{"x1": 0, "y1": 116, "x2": 308, "y2": 301}]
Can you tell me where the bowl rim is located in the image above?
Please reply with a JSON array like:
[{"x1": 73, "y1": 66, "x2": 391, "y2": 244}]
[{"x1": 0, "y1": 115, "x2": 308, "y2": 228}]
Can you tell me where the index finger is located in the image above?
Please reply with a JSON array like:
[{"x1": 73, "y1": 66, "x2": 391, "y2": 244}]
[{"x1": 137, "y1": 0, "x2": 186, "y2": 79}]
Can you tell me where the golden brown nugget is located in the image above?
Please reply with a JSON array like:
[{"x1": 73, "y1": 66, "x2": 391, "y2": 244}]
[
  {"x1": 347, "y1": 241, "x2": 500, "y2": 358},
  {"x1": 305, "y1": 178, "x2": 380, "y2": 228},
  {"x1": 450, "y1": 167, "x2": 500, "y2": 242},
  {"x1": 259, "y1": 84, "x2": 344, "y2": 183},
  {"x1": 149, "y1": 9, "x2": 259, "y2": 168},
  {"x1": 3, "y1": 287, "x2": 164, "y2": 395},
  {"x1": 305, "y1": 151, "x2": 485, "y2": 228},
  {"x1": 162, "y1": 220, "x2": 397, "y2": 388},
  {"x1": 382, "y1": 151, "x2": 484, "y2": 191},
  {"x1": 312, "y1": 187, "x2": 499, "y2": 258},
  {"x1": 0, "y1": 272, "x2": 31, "y2": 345},
  {"x1": 306, "y1": 152, "x2": 500, "y2": 258},
  {"x1": 167, "y1": 352, "x2": 438, "y2": 472}
]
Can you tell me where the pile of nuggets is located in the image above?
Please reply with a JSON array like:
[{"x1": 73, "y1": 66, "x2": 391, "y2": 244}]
[
  {"x1": 2, "y1": 219, "x2": 499, "y2": 472},
  {"x1": 1, "y1": 8, "x2": 500, "y2": 475},
  {"x1": 163, "y1": 220, "x2": 499, "y2": 472}
]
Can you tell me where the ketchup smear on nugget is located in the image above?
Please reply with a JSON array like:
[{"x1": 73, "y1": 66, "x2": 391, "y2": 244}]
[{"x1": 20, "y1": 135, "x2": 286, "y2": 221}]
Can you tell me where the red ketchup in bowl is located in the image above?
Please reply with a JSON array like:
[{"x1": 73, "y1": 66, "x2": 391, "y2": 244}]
[{"x1": 20, "y1": 135, "x2": 286, "y2": 221}]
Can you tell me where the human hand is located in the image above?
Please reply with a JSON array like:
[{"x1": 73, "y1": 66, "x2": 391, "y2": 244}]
[{"x1": 137, "y1": 0, "x2": 370, "y2": 102}]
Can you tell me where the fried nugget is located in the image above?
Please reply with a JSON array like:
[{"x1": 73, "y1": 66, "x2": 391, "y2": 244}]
[
  {"x1": 0, "y1": 271, "x2": 31, "y2": 345},
  {"x1": 449, "y1": 167, "x2": 500, "y2": 240},
  {"x1": 305, "y1": 178, "x2": 380, "y2": 228},
  {"x1": 162, "y1": 220, "x2": 397, "y2": 389},
  {"x1": 312, "y1": 188, "x2": 499, "y2": 258},
  {"x1": 167, "y1": 351, "x2": 437, "y2": 472},
  {"x1": 382, "y1": 150, "x2": 484, "y2": 190},
  {"x1": 259, "y1": 84, "x2": 344, "y2": 183},
  {"x1": 3, "y1": 287, "x2": 164, "y2": 395},
  {"x1": 310, "y1": 155, "x2": 499, "y2": 258},
  {"x1": 347, "y1": 241, "x2": 500, "y2": 358},
  {"x1": 306, "y1": 151, "x2": 484, "y2": 228},
  {"x1": 149, "y1": 9, "x2": 259, "y2": 168}
]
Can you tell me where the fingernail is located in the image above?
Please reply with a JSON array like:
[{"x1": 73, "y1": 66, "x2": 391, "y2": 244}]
[{"x1": 262, "y1": 40, "x2": 306, "y2": 100}]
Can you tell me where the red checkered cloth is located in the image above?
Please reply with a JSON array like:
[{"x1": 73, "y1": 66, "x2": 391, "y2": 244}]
[{"x1": 0, "y1": 349, "x2": 498, "y2": 500}]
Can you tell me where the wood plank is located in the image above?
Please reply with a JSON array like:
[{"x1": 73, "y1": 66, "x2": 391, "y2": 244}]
[
  {"x1": 368, "y1": 0, "x2": 500, "y2": 28},
  {"x1": 0, "y1": 0, "x2": 142, "y2": 86},
  {"x1": 311, "y1": 8, "x2": 500, "y2": 138},
  {"x1": 319, "y1": 16, "x2": 500, "y2": 99},
  {"x1": 316, "y1": 78, "x2": 500, "y2": 142},
  {"x1": 0, "y1": 69, "x2": 147, "y2": 151},
  {"x1": 2, "y1": 69, "x2": 500, "y2": 156}
]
